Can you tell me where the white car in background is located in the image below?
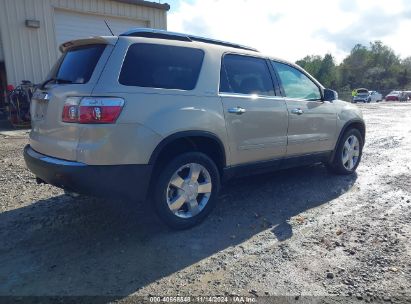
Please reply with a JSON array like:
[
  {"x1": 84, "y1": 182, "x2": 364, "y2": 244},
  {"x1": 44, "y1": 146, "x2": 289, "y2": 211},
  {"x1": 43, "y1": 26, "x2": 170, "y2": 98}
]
[{"x1": 369, "y1": 91, "x2": 383, "y2": 102}]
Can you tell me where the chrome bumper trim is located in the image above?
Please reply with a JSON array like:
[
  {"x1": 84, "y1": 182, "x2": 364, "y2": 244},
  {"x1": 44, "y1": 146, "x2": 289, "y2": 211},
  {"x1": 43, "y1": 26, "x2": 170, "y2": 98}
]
[{"x1": 26, "y1": 147, "x2": 87, "y2": 167}]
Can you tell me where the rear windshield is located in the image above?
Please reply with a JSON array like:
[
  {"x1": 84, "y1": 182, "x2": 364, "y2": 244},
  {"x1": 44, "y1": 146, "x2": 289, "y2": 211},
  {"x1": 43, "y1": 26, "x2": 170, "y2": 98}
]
[
  {"x1": 119, "y1": 43, "x2": 204, "y2": 90},
  {"x1": 56, "y1": 44, "x2": 106, "y2": 84}
]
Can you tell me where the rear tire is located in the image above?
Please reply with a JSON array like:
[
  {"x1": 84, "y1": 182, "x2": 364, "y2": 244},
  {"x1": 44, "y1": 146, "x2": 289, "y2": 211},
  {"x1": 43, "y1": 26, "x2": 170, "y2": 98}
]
[
  {"x1": 153, "y1": 152, "x2": 220, "y2": 230},
  {"x1": 327, "y1": 128, "x2": 363, "y2": 175}
]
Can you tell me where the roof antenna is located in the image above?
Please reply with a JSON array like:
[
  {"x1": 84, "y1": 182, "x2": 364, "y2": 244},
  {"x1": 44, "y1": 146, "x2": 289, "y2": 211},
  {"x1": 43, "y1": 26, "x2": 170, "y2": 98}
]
[{"x1": 104, "y1": 20, "x2": 115, "y2": 36}]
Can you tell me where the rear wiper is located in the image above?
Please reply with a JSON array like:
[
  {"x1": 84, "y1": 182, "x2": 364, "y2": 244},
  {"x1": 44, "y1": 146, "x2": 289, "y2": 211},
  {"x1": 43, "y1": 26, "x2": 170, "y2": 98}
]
[{"x1": 40, "y1": 77, "x2": 73, "y2": 89}]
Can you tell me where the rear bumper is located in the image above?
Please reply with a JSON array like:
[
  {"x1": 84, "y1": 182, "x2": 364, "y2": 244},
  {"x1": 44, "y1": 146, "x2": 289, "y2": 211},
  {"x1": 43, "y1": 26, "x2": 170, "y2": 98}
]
[{"x1": 24, "y1": 145, "x2": 152, "y2": 201}]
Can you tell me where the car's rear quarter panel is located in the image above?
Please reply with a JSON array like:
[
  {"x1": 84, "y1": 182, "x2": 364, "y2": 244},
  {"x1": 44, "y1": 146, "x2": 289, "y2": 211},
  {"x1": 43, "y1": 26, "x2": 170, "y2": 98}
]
[
  {"x1": 30, "y1": 85, "x2": 89, "y2": 161},
  {"x1": 90, "y1": 37, "x2": 230, "y2": 166},
  {"x1": 29, "y1": 43, "x2": 116, "y2": 162}
]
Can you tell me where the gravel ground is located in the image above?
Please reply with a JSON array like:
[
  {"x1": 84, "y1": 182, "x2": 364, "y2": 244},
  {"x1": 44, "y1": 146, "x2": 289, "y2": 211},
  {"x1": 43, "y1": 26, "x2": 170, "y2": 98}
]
[{"x1": 0, "y1": 102, "x2": 410, "y2": 302}]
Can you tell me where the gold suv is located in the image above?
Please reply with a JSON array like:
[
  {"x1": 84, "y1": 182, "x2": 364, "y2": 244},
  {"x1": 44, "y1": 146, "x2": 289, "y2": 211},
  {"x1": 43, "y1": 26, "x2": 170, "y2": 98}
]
[{"x1": 24, "y1": 29, "x2": 365, "y2": 229}]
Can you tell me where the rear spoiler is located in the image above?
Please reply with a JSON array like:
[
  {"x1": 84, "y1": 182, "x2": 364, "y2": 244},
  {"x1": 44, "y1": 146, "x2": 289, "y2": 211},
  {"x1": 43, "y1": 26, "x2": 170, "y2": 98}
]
[{"x1": 59, "y1": 36, "x2": 118, "y2": 53}]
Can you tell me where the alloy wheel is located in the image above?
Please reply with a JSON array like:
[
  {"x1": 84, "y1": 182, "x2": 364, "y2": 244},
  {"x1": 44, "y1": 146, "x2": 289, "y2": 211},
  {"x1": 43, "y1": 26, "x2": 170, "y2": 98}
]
[
  {"x1": 342, "y1": 135, "x2": 360, "y2": 170},
  {"x1": 166, "y1": 163, "x2": 212, "y2": 219}
]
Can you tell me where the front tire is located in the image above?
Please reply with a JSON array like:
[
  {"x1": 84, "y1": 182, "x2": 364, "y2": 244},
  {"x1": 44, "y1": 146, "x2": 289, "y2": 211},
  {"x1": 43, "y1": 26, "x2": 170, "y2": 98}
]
[
  {"x1": 327, "y1": 128, "x2": 363, "y2": 175},
  {"x1": 153, "y1": 152, "x2": 220, "y2": 229}
]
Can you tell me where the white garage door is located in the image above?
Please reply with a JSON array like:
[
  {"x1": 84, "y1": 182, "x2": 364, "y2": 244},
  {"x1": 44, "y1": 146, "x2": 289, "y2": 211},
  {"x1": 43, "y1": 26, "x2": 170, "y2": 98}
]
[{"x1": 54, "y1": 9, "x2": 148, "y2": 47}]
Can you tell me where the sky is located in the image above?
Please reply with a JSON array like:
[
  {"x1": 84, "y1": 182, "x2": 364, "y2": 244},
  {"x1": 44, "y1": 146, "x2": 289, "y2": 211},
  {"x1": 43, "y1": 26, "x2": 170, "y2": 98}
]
[{"x1": 161, "y1": 0, "x2": 411, "y2": 63}]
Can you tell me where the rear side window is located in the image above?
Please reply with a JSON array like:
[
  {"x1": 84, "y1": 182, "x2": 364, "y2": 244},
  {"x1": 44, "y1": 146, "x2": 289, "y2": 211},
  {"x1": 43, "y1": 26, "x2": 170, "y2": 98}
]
[
  {"x1": 56, "y1": 45, "x2": 106, "y2": 84},
  {"x1": 119, "y1": 44, "x2": 204, "y2": 90},
  {"x1": 220, "y1": 54, "x2": 275, "y2": 96}
]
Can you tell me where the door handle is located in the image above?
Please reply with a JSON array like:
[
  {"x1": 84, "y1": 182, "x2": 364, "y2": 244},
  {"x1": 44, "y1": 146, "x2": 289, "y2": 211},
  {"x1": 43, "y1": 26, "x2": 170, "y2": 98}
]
[
  {"x1": 291, "y1": 108, "x2": 304, "y2": 115},
  {"x1": 228, "y1": 107, "x2": 246, "y2": 115}
]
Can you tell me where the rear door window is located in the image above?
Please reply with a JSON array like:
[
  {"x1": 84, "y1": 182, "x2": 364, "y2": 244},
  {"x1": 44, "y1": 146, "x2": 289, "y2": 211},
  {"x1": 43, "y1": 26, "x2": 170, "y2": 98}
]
[
  {"x1": 220, "y1": 54, "x2": 275, "y2": 96},
  {"x1": 56, "y1": 45, "x2": 106, "y2": 84},
  {"x1": 119, "y1": 44, "x2": 204, "y2": 90}
]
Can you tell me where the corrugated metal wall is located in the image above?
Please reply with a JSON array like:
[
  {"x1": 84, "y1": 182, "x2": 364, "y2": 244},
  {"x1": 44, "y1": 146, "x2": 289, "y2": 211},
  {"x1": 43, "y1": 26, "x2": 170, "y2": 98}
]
[{"x1": 0, "y1": 0, "x2": 167, "y2": 86}]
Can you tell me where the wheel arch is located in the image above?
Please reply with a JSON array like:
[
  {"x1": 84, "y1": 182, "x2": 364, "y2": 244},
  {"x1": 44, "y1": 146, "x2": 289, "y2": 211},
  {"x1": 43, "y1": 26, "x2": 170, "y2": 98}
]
[
  {"x1": 149, "y1": 131, "x2": 227, "y2": 174},
  {"x1": 329, "y1": 119, "x2": 366, "y2": 162}
]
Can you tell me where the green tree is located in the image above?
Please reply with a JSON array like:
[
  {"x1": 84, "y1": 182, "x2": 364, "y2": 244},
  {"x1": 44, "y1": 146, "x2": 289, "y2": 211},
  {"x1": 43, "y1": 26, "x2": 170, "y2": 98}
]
[
  {"x1": 296, "y1": 54, "x2": 337, "y2": 89},
  {"x1": 400, "y1": 57, "x2": 411, "y2": 88},
  {"x1": 318, "y1": 54, "x2": 337, "y2": 89},
  {"x1": 339, "y1": 44, "x2": 370, "y2": 90},
  {"x1": 338, "y1": 41, "x2": 401, "y2": 91},
  {"x1": 296, "y1": 55, "x2": 322, "y2": 77},
  {"x1": 296, "y1": 41, "x2": 407, "y2": 94}
]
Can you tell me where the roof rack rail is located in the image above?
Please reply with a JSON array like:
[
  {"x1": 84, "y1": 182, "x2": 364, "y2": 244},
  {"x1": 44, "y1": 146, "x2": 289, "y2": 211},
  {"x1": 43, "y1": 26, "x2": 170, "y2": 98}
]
[
  {"x1": 120, "y1": 28, "x2": 258, "y2": 52},
  {"x1": 187, "y1": 35, "x2": 258, "y2": 52}
]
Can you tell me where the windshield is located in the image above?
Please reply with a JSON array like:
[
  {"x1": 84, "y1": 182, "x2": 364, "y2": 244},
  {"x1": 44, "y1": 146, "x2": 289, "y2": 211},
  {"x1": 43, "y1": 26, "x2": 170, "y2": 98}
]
[
  {"x1": 357, "y1": 89, "x2": 368, "y2": 94},
  {"x1": 55, "y1": 44, "x2": 106, "y2": 84}
]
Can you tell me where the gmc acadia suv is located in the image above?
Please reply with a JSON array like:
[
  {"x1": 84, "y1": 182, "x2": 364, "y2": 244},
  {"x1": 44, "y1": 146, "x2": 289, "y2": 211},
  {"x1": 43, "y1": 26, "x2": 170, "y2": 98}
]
[{"x1": 24, "y1": 29, "x2": 365, "y2": 229}]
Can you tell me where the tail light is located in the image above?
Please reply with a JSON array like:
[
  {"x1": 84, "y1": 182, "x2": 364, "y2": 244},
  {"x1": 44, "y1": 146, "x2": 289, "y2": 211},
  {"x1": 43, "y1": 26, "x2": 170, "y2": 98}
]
[{"x1": 62, "y1": 97, "x2": 124, "y2": 124}]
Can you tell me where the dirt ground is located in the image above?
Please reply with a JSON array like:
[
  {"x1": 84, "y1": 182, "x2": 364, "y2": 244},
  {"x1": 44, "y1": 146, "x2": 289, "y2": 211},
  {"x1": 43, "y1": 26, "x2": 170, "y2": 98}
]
[{"x1": 0, "y1": 102, "x2": 410, "y2": 302}]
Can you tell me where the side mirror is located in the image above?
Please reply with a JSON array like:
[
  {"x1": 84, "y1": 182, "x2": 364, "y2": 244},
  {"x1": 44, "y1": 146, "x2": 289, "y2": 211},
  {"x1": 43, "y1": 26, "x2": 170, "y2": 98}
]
[{"x1": 323, "y1": 88, "x2": 338, "y2": 102}]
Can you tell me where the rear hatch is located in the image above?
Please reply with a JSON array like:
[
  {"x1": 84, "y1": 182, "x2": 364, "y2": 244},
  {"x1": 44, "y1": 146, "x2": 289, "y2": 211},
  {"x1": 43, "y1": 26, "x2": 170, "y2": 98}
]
[{"x1": 30, "y1": 37, "x2": 116, "y2": 161}]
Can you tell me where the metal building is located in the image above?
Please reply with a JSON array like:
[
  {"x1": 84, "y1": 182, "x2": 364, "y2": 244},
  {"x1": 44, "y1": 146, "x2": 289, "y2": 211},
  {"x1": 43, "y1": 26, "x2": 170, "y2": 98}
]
[{"x1": 0, "y1": 0, "x2": 169, "y2": 90}]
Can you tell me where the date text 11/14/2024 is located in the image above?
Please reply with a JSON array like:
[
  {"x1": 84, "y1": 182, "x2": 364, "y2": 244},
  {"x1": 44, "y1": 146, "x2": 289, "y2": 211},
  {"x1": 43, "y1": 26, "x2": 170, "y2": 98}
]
[{"x1": 149, "y1": 296, "x2": 257, "y2": 303}]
